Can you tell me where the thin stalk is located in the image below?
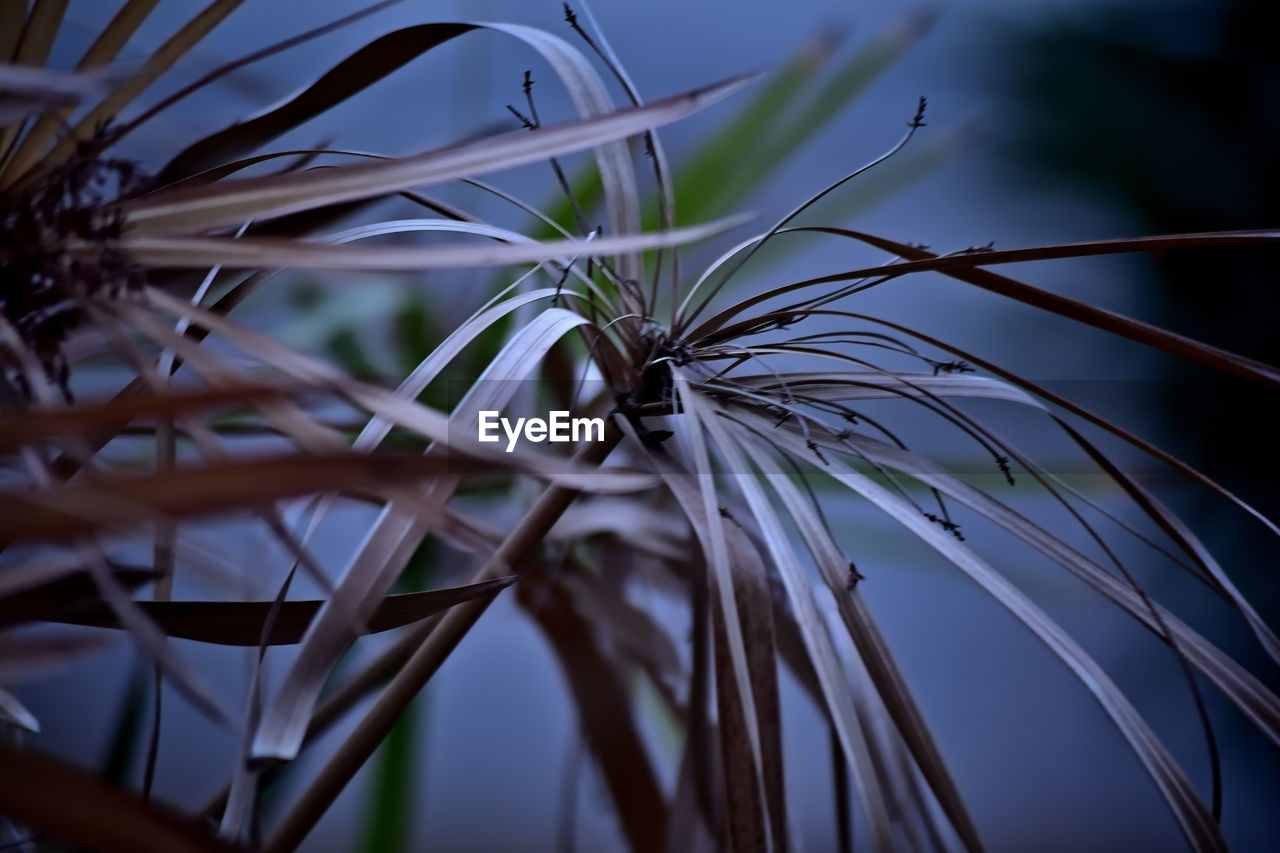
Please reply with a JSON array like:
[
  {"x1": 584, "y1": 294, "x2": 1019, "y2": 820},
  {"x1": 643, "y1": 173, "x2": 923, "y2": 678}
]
[{"x1": 263, "y1": 422, "x2": 624, "y2": 853}]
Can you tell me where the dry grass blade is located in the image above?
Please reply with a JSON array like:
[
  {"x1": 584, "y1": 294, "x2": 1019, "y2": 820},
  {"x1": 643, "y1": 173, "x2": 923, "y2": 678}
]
[
  {"x1": 0, "y1": 63, "x2": 129, "y2": 123},
  {"x1": 0, "y1": 687, "x2": 40, "y2": 732},
  {"x1": 0, "y1": 744, "x2": 239, "y2": 853},
  {"x1": 0, "y1": 452, "x2": 479, "y2": 547},
  {"x1": 0, "y1": 564, "x2": 154, "y2": 629},
  {"x1": 664, "y1": 374, "x2": 772, "y2": 821},
  {"x1": 767, "y1": 418, "x2": 1280, "y2": 749},
  {"x1": 251, "y1": 306, "x2": 597, "y2": 764},
  {"x1": 789, "y1": 370, "x2": 1280, "y2": 675},
  {"x1": 518, "y1": 569, "x2": 667, "y2": 851},
  {"x1": 0, "y1": 3, "x2": 25, "y2": 61},
  {"x1": 814, "y1": 311, "x2": 1280, "y2": 546},
  {"x1": 121, "y1": 73, "x2": 754, "y2": 233},
  {"x1": 0, "y1": 382, "x2": 293, "y2": 453},
  {"x1": 47, "y1": 577, "x2": 515, "y2": 646},
  {"x1": 708, "y1": 537, "x2": 788, "y2": 853},
  {"x1": 729, "y1": 413, "x2": 984, "y2": 852},
  {"x1": 33, "y1": 0, "x2": 246, "y2": 176},
  {"x1": 708, "y1": 579, "x2": 770, "y2": 852},
  {"x1": 109, "y1": 215, "x2": 748, "y2": 270},
  {"x1": 154, "y1": 22, "x2": 476, "y2": 184},
  {"x1": 699, "y1": 408, "x2": 897, "y2": 852},
  {"x1": 482, "y1": 21, "x2": 643, "y2": 286},
  {"x1": 739, "y1": 370, "x2": 1039, "y2": 405},
  {"x1": 697, "y1": 230, "x2": 1280, "y2": 389},
  {"x1": 10, "y1": 0, "x2": 67, "y2": 70},
  {"x1": 773, "y1": 431, "x2": 1227, "y2": 852},
  {"x1": 622, "y1": 411, "x2": 789, "y2": 850},
  {"x1": 1059, "y1": 421, "x2": 1280, "y2": 666},
  {"x1": 1, "y1": 0, "x2": 159, "y2": 181},
  {"x1": 262, "y1": 426, "x2": 623, "y2": 853},
  {"x1": 0, "y1": 0, "x2": 67, "y2": 154},
  {"x1": 852, "y1": 231, "x2": 1280, "y2": 390},
  {"x1": 136, "y1": 290, "x2": 653, "y2": 492},
  {"x1": 0, "y1": 631, "x2": 117, "y2": 682}
]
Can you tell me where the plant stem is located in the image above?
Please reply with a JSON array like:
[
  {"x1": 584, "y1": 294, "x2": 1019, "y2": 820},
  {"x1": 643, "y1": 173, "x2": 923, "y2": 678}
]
[{"x1": 263, "y1": 423, "x2": 624, "y2": 853}]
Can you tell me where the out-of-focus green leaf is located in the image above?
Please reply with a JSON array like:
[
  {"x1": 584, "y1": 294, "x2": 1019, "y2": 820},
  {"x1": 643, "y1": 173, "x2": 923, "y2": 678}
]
[
  {"x1": 99, "y1": 663, "x2": 152, "y2": 787},
  {"x1": 671, "y1": 30, "x2": 842, "y2": 225},
  {"x1": 707, "y1": 10, "x2": 936, "y2": 220}
]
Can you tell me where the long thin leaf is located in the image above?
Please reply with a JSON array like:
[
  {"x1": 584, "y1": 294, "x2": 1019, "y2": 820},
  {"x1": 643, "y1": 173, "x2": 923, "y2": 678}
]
[
  {"x1": 758, "y1": 419, "x2": 1227, "y2": 852},
  {"x1": 0, "y1": 563, "x2": 154, "y2": 629},
  {"x1": 755, "y1": 409, "x2": 1280, "y2": 749},
  {"x1": 10, "y1": 0, "x2": 67, "y2": 69},
  {"x1": 692, "y1": 229, "x2": 1280, "y2": 390},
  {"x1": 131, "y1": 291, "x2": 654, "y2": 493},
  {"x1": 107, "y1": 214, "x2": 747, "y2": 270},
  {"x1": 520, "y1": 570, "x2": 668, "y2": 851},
  {"x1": 261, "y1": 426, "x2": 622, "y2": 853},
  {"x1": 47, "y1": 577, "x2": 515, "y2": 646},
  {"x1": 0, "y1": 63, "x2": 130, "y2": 123},
  {"x1": 696, "y1": 402, "x2": 897, "y2": 852},
  {"x1": 0, "y1": 631, "x2": 117, "y2": 682},
  {"x1": 251, "y1": 307, "x2": 600, "y2": 763},
  {"x1": 1, "y1": 0, "x2": 159, "y2": 181},
  {"x1": 783, "y1": 371, "x2": 1280, "y2": 674},
  {"x1": 0, "y1": 687, "x2": 39, "y2": 732},
  {"x1": 154, "y1": 23, "x2": 476, "y2": 185},
  {"x1": 35, "y1": 0, "x2": 247, "y2": 175},
  {"x1": 121, "y1": 73, "x2": 754, "y2": 234},
  {"x1": 729, "y1": 413, "x2": 984, "y2": 852},
  {"x1": 622, "y1": 405, "x2": 787, "y2": 850},
  {"x1": 0, "y1": 382, "x2": 292, "y2": 453},
  {"x1": 0, "y1": 3, "x2": 26, "y2": 62},
  {"x1": 0, "y1": 744, "x2": 238, "y2": 853},
  {"x1": 0, "y1": 452, "x2": 476, "y2": 546}
]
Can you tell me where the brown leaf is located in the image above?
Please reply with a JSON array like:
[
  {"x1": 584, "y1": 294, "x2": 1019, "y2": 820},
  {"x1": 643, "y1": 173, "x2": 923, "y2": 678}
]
[
  {"x1": 0, "y1": 452, "x2": 490, "y2": 546},
  {"x1": 48, "y1": 576, "x2": 516, "y2": 646},
  {"x1": 0, "y1": 744, "x2": 237, "y2": 853},
  {"x1": 0, "y1": 383, "x2": 293, "y2": 453}
]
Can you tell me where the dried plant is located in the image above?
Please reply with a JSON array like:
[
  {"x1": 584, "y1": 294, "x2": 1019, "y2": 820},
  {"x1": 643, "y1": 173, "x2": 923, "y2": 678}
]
[{"x1": 0, "y1": 3, "x2": 1276, "y2": 852}]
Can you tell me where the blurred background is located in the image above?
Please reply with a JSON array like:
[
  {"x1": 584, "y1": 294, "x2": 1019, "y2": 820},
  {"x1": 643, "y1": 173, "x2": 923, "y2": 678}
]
[{"x1": 17, "y1": 0, "x2": 1280, "y2": 850}]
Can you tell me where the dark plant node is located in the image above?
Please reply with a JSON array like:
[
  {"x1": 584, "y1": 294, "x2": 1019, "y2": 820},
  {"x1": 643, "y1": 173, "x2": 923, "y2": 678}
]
[
  {"x1": 930, "y1": 359, "x2": 974, "y2": 375},
  {"x1": 846, "y1": 563, "x2": 865, "y2": 590},
  {"x1": 0, "y1": 122, "x2": 147, "y2": 401},
  {"x1": 910, "y1": 95, "x2": 928, "y2": 129},
  {"x1": 807, "y1": 439, "x2": 827, "y2": 464},
  {"x1": 923, "y1": 512, "x2": 965, "y2": 541},
  {"x1": 505, "y1": 104, "x2": 536, "y2": 130}
]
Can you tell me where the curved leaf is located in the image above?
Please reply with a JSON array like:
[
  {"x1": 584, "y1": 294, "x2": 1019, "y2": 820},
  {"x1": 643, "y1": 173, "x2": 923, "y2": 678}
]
[
  {"x1": 47, "y1": 576, "x2": 516, "y2": 646},
  {"x1": 154, "y1": 23, "x2": 476, "y2": 185},
  {"x1": 121, "y1": 73, "x2": 754, "y2": 234},
  {"x1": 0, "y1": 744, "x2": 238, "y2": 853},
  {"x1": 0, "y1": 452, "x2": 478, "y2": 546}
]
